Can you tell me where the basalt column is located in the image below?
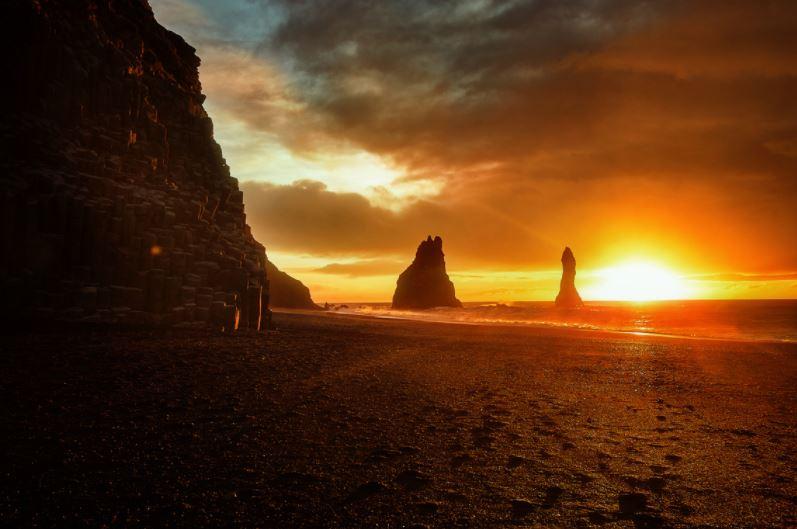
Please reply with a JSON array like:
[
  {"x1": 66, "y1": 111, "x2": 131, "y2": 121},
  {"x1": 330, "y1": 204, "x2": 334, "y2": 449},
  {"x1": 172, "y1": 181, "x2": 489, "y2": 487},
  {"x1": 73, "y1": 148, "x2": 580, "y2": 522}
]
[{"x1": 0, "y1": 0, "x2": 271, "y2": 331}]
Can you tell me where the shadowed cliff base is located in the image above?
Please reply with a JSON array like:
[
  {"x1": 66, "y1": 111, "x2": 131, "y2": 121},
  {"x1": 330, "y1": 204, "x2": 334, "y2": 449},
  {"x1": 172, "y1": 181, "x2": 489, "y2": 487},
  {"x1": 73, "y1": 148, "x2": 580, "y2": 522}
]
[{"x1": 392, "y1": 236, "x2": 462, "y2": 309}]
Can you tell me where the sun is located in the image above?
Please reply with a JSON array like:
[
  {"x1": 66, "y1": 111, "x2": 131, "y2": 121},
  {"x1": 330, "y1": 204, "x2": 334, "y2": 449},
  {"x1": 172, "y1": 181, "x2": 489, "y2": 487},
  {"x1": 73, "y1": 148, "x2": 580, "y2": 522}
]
[{"x1": 587, "y1": 261, "x2": 690, "y2": 301}]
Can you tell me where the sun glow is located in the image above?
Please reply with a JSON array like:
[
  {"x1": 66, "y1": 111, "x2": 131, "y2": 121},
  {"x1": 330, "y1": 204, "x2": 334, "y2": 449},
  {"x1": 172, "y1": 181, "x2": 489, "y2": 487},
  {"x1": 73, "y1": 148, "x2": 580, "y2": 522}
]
[{"x1": 587, "y1": 262, "x2": 690, "y2": 301}]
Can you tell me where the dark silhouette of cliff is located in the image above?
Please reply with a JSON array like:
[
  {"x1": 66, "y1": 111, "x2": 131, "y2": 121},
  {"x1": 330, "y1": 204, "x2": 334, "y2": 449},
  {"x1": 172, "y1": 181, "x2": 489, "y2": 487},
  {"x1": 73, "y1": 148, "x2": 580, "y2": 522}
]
[
  {"x1": 392, "y1": 236, "x2": 462, "y2": 309},
  {"x1": 0, "y1": 0, "x2": 270, "y2": 330},
  {"x1": 555, "y1": 247, "x2": 583, "y2": 308},
  {"x1": 265, "y1": 260, "x2": 320, "y2": 310}
]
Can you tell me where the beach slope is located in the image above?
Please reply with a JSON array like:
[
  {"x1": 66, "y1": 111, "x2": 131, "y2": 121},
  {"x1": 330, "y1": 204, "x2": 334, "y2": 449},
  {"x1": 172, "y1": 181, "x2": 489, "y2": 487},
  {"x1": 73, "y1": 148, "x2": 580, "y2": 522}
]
[{"x1": 1, "y1": 312, "x2": 795, "y2": 527}]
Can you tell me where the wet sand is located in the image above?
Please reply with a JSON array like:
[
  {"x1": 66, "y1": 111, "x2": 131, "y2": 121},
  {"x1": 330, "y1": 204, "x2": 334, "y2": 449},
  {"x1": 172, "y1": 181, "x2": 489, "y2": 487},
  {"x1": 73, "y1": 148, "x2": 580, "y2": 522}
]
[{"x1": 1, "y1": 311, "x2": 796, "y2": 527}]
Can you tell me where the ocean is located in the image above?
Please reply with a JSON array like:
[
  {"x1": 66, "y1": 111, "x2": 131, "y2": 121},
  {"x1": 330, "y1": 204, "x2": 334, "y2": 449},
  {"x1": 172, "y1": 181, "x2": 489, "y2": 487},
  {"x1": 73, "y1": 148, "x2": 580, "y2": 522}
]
[{"x1": 336, "y1": 299, "x2": 797, "y2": 343}]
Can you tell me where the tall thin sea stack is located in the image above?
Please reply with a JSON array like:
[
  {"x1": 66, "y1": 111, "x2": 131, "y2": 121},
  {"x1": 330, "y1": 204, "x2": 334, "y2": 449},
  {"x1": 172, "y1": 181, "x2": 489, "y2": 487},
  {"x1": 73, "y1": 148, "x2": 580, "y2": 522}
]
[{"x1": 555, "y1": 247, "x2": 583, "y2": 308}]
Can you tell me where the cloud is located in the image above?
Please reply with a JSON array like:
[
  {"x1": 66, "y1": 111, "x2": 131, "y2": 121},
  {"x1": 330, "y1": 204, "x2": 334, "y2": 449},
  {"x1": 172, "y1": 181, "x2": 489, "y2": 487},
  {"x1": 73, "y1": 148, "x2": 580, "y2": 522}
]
[
  {"x1": 240, "y1": 180, "x2": 557, "y2": 267},
  {"x1": 153, "y1": 0, "x2": 797, "y2": 280},
  {"x1": 256, "y1": 0, "x2": 797, "y2": 182},
  {"x1": 693, "y1": 272, "x2": 797, "y2": 282},
  {"x1": 313, "y1": 259, "x2": 405, "y2": 277}
]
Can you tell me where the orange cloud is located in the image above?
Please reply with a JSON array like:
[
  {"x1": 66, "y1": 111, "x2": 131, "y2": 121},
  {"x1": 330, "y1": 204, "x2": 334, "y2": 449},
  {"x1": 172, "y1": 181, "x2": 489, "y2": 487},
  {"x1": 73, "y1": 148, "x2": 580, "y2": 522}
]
[{"x1": 153, "y1": 0, "x2": 797, "y2": 299}]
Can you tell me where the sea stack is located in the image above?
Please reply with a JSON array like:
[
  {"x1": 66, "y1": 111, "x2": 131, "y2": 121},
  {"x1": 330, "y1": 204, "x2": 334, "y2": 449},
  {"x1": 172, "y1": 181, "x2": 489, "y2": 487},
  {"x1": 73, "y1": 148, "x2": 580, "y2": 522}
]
[
  {"x1": 392, "y1": 236, "x2": 462, "y2": 309},
  {"x1": 0, "y1": 0, "x2": 270, "y2": 331},
  {"x1": 555, "y1": 247, "x2": 583, "y2": 308}
]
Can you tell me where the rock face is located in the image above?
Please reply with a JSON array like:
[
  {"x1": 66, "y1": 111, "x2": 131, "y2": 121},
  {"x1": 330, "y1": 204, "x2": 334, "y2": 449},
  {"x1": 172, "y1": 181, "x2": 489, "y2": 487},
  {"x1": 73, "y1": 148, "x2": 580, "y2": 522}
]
[
  {"x1": 392, "y1": 236, "x2": 462, "y2": 309},
  {"x1": 265, "y1": 260, "x2": 320, "y2": 310},
  {"x1": 555, "y1": 247, "x2": 583, "y2": 308},
  {"x1": 0, "y1": 0, "x2": 270, "y2": 330}
]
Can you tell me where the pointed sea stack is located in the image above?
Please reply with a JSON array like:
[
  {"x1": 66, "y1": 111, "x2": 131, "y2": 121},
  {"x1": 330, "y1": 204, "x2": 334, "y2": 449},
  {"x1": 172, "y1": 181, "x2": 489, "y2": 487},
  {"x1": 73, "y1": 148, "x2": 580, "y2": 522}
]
[
  {"x1": 392, "y1": 236, "x2": 462, "y2": 309},
  {"x1": 555, "y1": 247, "x2": 583, "y2": 308}
]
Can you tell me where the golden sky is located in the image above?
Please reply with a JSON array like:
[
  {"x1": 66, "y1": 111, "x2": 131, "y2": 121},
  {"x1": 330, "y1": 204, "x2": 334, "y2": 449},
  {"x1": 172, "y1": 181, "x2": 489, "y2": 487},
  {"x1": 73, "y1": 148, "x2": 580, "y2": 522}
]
[{"x1": 152, "y1": 0, "x2": 797, "y2": 302}]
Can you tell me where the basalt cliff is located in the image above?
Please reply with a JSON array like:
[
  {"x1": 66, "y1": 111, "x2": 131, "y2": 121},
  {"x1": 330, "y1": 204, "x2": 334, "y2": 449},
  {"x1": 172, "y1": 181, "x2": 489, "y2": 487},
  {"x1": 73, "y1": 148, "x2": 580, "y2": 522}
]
[
  {"x1": 0, "y1": 0, "x2": 270, "y2": 330},
  {"x1": 392, "y1": 236, "x2": 462, "y2": 309},
  {"x1": 555, "y1": 247, "x2": 583, "y2": 308}
]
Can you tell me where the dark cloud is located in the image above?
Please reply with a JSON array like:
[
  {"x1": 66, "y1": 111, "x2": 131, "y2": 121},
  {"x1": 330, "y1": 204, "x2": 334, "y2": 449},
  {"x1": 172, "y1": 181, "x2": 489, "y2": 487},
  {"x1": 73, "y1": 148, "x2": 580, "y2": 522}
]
[
  {"x1": 154, "y1": 0, "x2": 797, "y2": 277},
  {"x1": 251, "y1": 0, "x2": 797, "y2": 273},
  {"x1": 313, "y1": 259, "x2": 405, "y2": 277},
  {"x1": 240, "y1": 180, "x2": 557, "y2": 266}
]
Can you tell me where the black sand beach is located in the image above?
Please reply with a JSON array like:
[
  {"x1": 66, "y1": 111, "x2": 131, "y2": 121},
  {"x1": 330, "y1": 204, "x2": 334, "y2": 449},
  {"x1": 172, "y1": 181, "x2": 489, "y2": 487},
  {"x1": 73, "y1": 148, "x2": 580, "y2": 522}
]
[{"x1": 2, "y1": 312, "x2": 796, "y2": 528}]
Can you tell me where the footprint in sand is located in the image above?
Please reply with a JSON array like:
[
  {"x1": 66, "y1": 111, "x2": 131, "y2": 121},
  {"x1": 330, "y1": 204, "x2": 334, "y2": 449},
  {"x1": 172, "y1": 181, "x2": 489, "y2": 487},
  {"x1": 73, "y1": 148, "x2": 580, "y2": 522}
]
[
  {"x1": 444, "y1": 489, "x2": 467, "y2": 502},
  {"x1": 618, "y1": 492, "x2": 648, "y2": 514},
  {"x1": 664, "y1": 453, "x2": 682, "y2": 464},
  {"x1": 506, "y1": 455, "x2": 526, "y2": 469},
  {"x1": 413, "y1": 501, "x2": 439, "y2": 514},
  {"x1": 345, "y1": 481, "x2": 385, "y2": 503},
  {"x1": 472, "y1": 434, "x2": 495, "y2": 449},
  {"x1": 482, "y1": 415, "x2": 507, "y2": 431},
  {"x1": 366, "y1": 447, "x2": 401, "y2": 463},
  {"x1": 644, "y1": 476, "x2": 666, "y2": 493},
  {"x1": 672, "y1": 502, "x2": 695, "y2": 516},
  {"x1": 632, "y1": 513, "x2": 665, "y2": 529},
  {"x1": 395, "y1": 470, "x2": 432, "y2": 491},
  {"x1": 510, "y1": 498, "x2": 536, "y2": 518},
  {"x1": 485, "y1": 404, "x2": 511, "y2": 417},
  {"x1": 542, "y1": 486, "x2": 564, "y2": 508},
  {"x1": 451, "y1": 454, "x2": 473, "y2": 467},
  {"x1": 588, "y1": 510, "x2": 610, "y2": 524}
]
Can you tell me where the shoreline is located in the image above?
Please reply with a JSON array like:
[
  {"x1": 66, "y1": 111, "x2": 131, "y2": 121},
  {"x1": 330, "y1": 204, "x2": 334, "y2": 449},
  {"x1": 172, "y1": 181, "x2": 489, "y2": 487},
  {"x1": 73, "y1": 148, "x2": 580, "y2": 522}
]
[{"x1": 275, "y1": 307, "x2": 797, "y2": 347}]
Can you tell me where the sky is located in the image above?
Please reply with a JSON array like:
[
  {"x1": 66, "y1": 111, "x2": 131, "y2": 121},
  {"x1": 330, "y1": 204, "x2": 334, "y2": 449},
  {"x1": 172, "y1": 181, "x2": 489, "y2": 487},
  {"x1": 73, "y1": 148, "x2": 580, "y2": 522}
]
[{"x1": 150, "y1": 0, "x2": 797, "y2": 302}]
